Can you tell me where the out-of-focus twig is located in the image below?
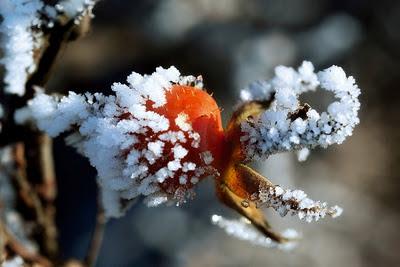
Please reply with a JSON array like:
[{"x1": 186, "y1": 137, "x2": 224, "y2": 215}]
[
  {"x1": 13, "y1": 143, "x2": 46, "y2": 224},
  {"x1": 84, "y1": 199, "x2": 106, "y2": 267},
  {"x1": 0, "y1": 4, "x2": 96, "y2": 264},
  {"x1": 0, "y1": 219, "x2": 53, "y2": 267},
  {"x1": 1, "y1": 12, "x2": 94, "y2": 261},
  {"x1": 13, "y1": 143, "x2": 58, "y2": 257},
  {"x1": 0, "y1": 218, "x2": 6, "y2": 264},
  {"x1": 21, "y1": 135, "x2": 58, "y2": 258},
  {"x1": 18, "y1": 13, "x2": 93, "y2": 260}
]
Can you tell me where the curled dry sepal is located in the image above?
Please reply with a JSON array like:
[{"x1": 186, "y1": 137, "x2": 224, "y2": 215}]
[{"x1": 16, "y1": 62, "x2": 360, "y2": 248}]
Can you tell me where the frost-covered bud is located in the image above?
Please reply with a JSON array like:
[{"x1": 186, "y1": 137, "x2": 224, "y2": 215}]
[
  {"x1": 23, "y1": 67, "x2": 225, "y2": 217},
  {"x1": 240, "y1": 61, "x2": 360, "y2": 161}
]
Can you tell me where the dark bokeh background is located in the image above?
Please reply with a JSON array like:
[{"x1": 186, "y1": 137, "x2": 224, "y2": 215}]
[{"x1": 46, "y1": 1, "x2": 400, "y2": 266}]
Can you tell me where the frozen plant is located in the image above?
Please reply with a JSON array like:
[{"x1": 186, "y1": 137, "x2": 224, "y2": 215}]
[
  {"x1": 17, "y1": 67, "x2": 220, "y2": 217},
  {"x1": 0, "y1": 0, "x2": 361, "y2": 265},
  {"x1": 17, "y1": 67, "x2": 222, "y2": 217},
  {"x1": 19, "y1": 62, "x2": 360, "y2": 246}
]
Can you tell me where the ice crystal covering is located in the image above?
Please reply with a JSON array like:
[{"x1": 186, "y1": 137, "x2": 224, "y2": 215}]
[
  {"x1": 20, "y1": 66, "x2": 216, "y2": 217},
  {"x1": 0, "y1": 0, "x2": 44, "y2": 96},
  {"x1": 211, "y1": 215, "x2": 299, "y2": 250},
  {"x1": 54, "y1": 0, "x2": 97, "y2": 24},
  {"x1": 240, "y1": 61, "x2": 360, "y2": 160},
  {"x1": 255, "y1": 183, "x2": 343, "y2": 223},
  {"x1": 0, "y1": 0, "x2": 97, "y2": 96}
]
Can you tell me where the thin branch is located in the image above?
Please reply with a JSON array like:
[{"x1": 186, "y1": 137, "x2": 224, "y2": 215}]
[
  {"x1": 13, "y1": 142, "x2": 58, "y2": 259},
  {"x1": 13, "y1": 143, "x2": 47, "y2": 225},
  {"x1": 0, "y1": 219, "x2": 53, "y2": 267},
  {"x1": 1, "y1": 13, "x2": 94, "y2": 260},
  {"x1": 0, "y1": 6, "x2": 95, "y2": 265},
  {"x1": 0, "y1": 14, "x2": 92, "y2": 147},
  {"x1": 85, "y1": 198, "x2": 106, "y2": 267},
  {"x1": 0, "y1": 218, "x2": 6, "y2": 264}
]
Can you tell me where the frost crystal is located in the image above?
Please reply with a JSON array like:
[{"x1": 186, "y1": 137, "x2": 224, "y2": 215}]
[
  {"x1": 240, "y1": 61, "x2": 360, "y2": 160},
  {"x1": 296, "y1": 147, "x2": 310, "y2": 162},
  {"x1": 0, "y1": 0, "x2": 98, "y2": 96},
  {"x1": 211, "y1": 215, "x2": 299, "y2": 250},
  {"x1": 55, "y1": 0, "x2": 97, "y2": 24},
  {"x1": 0, "y1": 0, "x2": 44, "y2": 95},
  {"x1": 21, "y1": 67, "x2": 216, "y2": 217},
  {"x1": 255, "y1": 184, "x2": 343, "y2": 222}
]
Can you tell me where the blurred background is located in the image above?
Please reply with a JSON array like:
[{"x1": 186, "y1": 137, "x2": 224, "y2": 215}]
[{"x1": 43, "y1": 0, "x2": 400, "y2": 266}]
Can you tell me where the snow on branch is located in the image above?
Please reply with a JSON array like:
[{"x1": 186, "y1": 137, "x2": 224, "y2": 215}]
[
  {"x1": 13, "y1": 61, "x2": 358, "y2": 250},
  {"x1": 254, "y1": 183, "x2": 342, "y2": 223},
  {"x1": 0, "y1": 0, "x2": 98, "y2": 96},
  {"x1": 0, "y1": 0, "x2": 44, "y2": 96},
  {"x1": 240, "y1": 61, "x2": 361, "y2": 161}
]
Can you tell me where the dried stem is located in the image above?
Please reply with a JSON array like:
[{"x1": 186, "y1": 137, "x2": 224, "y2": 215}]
[
  {"x1": 0, "y1": 219, "x2": 6, "y2": 264},
  {"x1": 13, "y1": 142, "x2": 58, "y2": 258},
  {"x1": 0, "y1": 5, "x2": 95, "y2": 264},
  {"x1": 22, "y1": 135, "x2": 58, "y2": 258},
  {"x1": 85, "y1": 200, "x2": 106, "y2": 267},
  {"x1": 0, "y1": 15, "x2": 90, "y2": 147},
  {"x1": 13, "y1": 143, "x2": 47, "y2": 225},
  {"x1": 0, "y1": 219, "x2": 52, "y2": 267},
  {"x1": 0, "y1": 12, "x2": 95, "y2": 263}
]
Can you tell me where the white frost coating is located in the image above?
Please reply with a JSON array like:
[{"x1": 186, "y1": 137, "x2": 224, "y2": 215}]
[
  {"x1": 56, "y1": 0, "x2": 97, "y2": 24},
  {"x1": 21, "y1": 67, "x2": 215, "y2": 217},
  {"x1": 255, "y1": 184, "x2": 343, "y2": 222},
  {"x1": 0, "y1": 0, "x2": 98, "y2": 96},
  {"x1": 101, "y1": 187, "x2": 123, "y2": 218},
  {"x1": 147, "y1": 141, "x2": 165, "y2": 159},
  {"x1": 0, "y1": 0, "x2": 44, "y2": 96},
  {"x1": 240, "y1": 61, "x2": 360, "y2": 160},
  {"x1": 296, "y1": 147, "x2": 310, "y2": 162},
  {"x1": 172, "y1": 144, "x2": 189, "y2": 159},
  {"x1": 144, "y1": 192, "x2": 169, "y2": 207},
  {"x1": 211, "y1": 215, "x2": 299, "y2": 250},
  {"x1": 175, "y1": 112, "x2": 192, "y2": 131}
]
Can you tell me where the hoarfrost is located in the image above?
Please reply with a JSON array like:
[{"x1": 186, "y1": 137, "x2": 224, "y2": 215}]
[
  {"x1": 240, "y1": 61, "x2": 360, "y2": 160},
  {"x1": 0, "y1": 0, "x2": 98, "y2": 95},
  {"x1": 19, "y1": 66, "x2": 217, "y2": 217},
  {"x1": 211, "y1": 215, "x2": 299, "y2": 250}
]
